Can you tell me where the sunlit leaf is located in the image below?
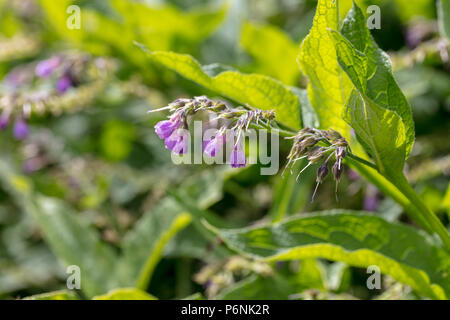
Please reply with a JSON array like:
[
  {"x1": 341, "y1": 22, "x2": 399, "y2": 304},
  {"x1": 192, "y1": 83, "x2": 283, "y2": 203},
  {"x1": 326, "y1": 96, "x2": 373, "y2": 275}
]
[
  {"x1": 298, "y1": 0, "x2": 352, "y2": 137},
  {"x1": 139, "y1": 47, "x2": 302, "y2": 129},
  {"x1": 241, "y1": 22, "x2": 300, "y2": 85},
  {"x1": 111, "y1": 0, "x2": 227, "y2": 51},
  {"x1": 336, "y1": 3, "x2": 415, "y2": 156}
]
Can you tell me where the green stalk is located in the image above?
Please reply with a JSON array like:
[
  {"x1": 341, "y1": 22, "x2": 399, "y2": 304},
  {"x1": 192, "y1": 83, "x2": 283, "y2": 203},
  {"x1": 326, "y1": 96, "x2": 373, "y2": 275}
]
[
  {"x1": 346, "y1": 157, "x2": 433, "y2": 234},
  {"x1": 393, "y1": 174, "x2": 450, "y2": 252}
]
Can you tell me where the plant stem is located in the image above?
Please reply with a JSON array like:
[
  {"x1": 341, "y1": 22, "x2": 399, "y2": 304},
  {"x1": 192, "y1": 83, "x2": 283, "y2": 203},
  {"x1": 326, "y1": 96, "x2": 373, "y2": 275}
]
[
  {"x1": 346, "y1": 157, "x2": 433, "y2": 233},
  {"x1": 394, "y1": 174, "x2": 450, "y2": 252},
  {"x1": 346, "y1": 153, "x2": 378, "y2": 171}
]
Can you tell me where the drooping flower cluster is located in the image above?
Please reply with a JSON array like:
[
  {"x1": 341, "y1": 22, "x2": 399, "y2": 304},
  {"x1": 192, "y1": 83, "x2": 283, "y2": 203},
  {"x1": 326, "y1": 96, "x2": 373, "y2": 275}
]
[
  {"x1": 151, "y1": 96, "x2": 275, "y2": 168},
  {"x1": 284, "y1": 127, "x2": 349, "y2": 200},
  {"x1": 150, "y1": 96, "x2": 352, "y2": 200}
]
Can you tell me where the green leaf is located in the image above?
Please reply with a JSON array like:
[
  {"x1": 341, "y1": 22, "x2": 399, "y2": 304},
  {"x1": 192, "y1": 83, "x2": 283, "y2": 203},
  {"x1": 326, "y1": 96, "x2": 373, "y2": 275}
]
[
  {"x1": 295, "y1": 259, "x2": 327, "y2": 291},
  {"x1": 182, "y1": 293, "x2": 204, "y2": 300},
  {"x1": 116, "y1": 169, "x2": 229, "y2": 287},
  {"x1": 337, "y1": 3, "x2": 415, "y2": 156},
  {"x1": 0, "y1": 160, "x2": 118, "y2": 298},
  {"x1": 344, "y1": 89, "x2": 408, "y2": 176},
  {"x1": 438, "y1": 0, "x2": 450, "y2": 40},
  {"x1": 23, "y1": 290, "x2": 79, "y2": 300},
  {"x1": 298, "y1": 0, "x2": 352, "y2": 137},
  {"x1": 139, "y1": 47, "x2": 302, "y2": 129},
  {"x1": 116, "y1": 199, "x2": 191, "y2": 288},
  {"x1": 93, "y1": 288, "x2": 157, "y2": 300},
  {"x1": 206, "y1": 211, "x2": 450, "y2": 300},
  {"x1": 111, "y1": 0, "x2": 227, "y2": 51},
  {"x1": 241, "y1": 22, "x2": 300, "y2": 85}
]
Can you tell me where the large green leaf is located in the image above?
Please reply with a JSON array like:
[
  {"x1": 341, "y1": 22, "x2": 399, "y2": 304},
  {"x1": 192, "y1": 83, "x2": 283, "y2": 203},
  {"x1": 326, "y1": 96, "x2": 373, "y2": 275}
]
[
  {"x1": 343, "y1": 89, "x2": 408, "y2": 176},
  {"x1": 438, "y1": 0, "x2": 450, "y2": 40},
  {"x1": 298, "y1": 0, "x2": 352, "y2": 137},
  {"x1": 139, "y1": 48, "x2": 302, "y2": 129},
  {"x1": 337, "y1": 3, "x2": 415, "y2": 156},
  {"x1": 111, "y1": 0, "x2": 227, "y2": 51},
  {"x1": 241, "y1": 22, "x2": 300, "y2": 86},
  {"x1": 207, "y1": 211, "x2": 450, "y2": 300}
]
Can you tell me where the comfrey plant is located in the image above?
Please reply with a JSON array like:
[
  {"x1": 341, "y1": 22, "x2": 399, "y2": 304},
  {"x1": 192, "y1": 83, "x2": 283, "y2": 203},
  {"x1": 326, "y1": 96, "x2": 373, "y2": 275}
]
[
  {"x1": 140, "y1": 0, "x2": 450, "y2": 300},
  {"x1": 151, "y1": 96, "x2": 276, "y2": 168},
  {"x1": 151, "y1": 96, "x2": 362, "y2": 200}
]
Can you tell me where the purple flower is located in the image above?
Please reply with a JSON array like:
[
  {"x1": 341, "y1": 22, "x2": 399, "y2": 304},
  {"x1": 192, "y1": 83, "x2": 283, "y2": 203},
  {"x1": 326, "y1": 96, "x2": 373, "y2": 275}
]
[
  {"x1": 364, "y1": 194, "x2": 379, "y2": 211},
  {"x1": 204, "y1": 133, "x2": 225, "y2": 157},
  {"x1": 364, "y1": 185, "x2": 380, "y2": 211},
  {"x1": 165, "y1": 130, "x2": 188, "y2": 154},
  {"x1": 0, "y1": 113, "x2": 10, "y2": 130},
  {"x1": 230, "y1": 143, "x2": 246, "y2": 168},
  {"x1": 13, "y1": 119, "x2": 29, "y2": 140},
  {"x1": 155, "y1": 119, "x2": 181, "y2": 139},
  {"x1": 56, "y1": 75, "x2": 72, "y2": 93},
  {"x1": 35, "y1": 57, "x2": 60, "y2": 78}
]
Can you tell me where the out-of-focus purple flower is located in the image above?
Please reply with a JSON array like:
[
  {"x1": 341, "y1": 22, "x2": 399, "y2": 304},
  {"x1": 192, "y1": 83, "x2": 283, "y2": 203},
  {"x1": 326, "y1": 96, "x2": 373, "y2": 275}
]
[
  {"x1": 204, "y1": 133, "x2": 225, "y2": 157},
  {"x1": 35, "y1": 57, "x2": 60, "y2": 78},
  {"x1": 56, "y1": 75, "x2": 72, "y2": 93},
  {"x1": 347, "y1": 169, "x2": 360, "y2": 180},
  {"x1": 0, "y1": 113, "x2": 10, "y2": 130},
  {"x1": 23, "y1": 157, "x2": 47, "y2": 174},
  {"x1": 364, "y1": 194, "x2": 379, "y2": 211},
  {"x1": 13, "y1": 118, "x2": 29, "y2": 140},
  {"x1": 6, "y1": 68, "x2": 31, "y2": 88},
  {"x1": 155, "y1": 119, "x2": 181, "y2": 139},
  {"x1": 364, "y1": 185, "x2": 379, "y2": 211},
  {"x1": 230, "y1": 143, "x2": 246, "y2": 168}
]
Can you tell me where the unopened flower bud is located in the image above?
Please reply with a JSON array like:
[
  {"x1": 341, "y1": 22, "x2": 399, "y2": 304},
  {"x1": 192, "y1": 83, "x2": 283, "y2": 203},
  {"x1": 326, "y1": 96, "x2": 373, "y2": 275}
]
[
  {"x1": 332, "y1": 161, "x2": 343, "y2": 182},
  {"x1": 316, "y1": 161, "x2": 329, "y2": 183}
]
